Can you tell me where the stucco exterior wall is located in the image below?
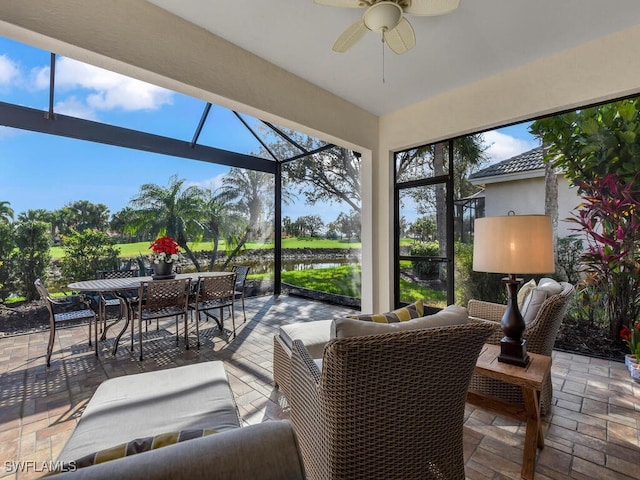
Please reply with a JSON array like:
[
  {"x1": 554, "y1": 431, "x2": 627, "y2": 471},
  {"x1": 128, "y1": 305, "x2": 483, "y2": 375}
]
[{"x1": 483, "y1": 175, "x2": 583, "y2": 239}]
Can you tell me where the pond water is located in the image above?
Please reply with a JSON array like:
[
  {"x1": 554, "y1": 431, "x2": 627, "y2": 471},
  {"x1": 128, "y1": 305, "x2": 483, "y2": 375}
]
[{"x1": 243, "y1": 257, "x2": 358, "y2": 275}]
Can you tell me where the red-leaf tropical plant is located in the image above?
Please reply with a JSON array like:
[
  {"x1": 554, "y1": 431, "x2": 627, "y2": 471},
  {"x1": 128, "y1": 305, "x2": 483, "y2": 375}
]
[{"x1": 569, "y1": 174, "x2": 640, "y2": 341}]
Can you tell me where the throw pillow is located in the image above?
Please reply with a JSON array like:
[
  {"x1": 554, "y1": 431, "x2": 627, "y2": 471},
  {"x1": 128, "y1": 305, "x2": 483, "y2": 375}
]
[
  {"x1": 538, "y1": 278, "x2": 563, "y2": 296},
  {"x1": 67, "y1": 428, "x2": 218, "y2": 470},
  {"x1": 333, "y1": 304, "x2": 468, "y2": 339},
  {"x1": 520, "y1": 288, "x2": 548, "y2": 324},
  {"x1": 346, "y1": 299, "x2": 424, "y2": 323},
  {"x1": 517, "y1": 279, "x2": 537, "y2": 309}
]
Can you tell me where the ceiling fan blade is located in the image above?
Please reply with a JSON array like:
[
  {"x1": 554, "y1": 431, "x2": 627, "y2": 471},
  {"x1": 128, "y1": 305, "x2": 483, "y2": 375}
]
[
  {"x1": 384, "y1": 17, "x2": 415, "y2": 54},
  {"x1": 314, "y1": 0, "x2": 365, "y2": 8},
  {"x1": 404, "y1": 0, "x2": 460, "y2": 16},
  {"x1": 332, "y1": 19, "x2": 368, "y2": 52}
]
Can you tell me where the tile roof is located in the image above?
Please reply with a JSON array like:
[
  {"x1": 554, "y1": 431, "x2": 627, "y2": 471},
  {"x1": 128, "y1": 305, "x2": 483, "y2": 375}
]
[{"x1": 469, "y1": 146, "x2": 543, "y2": 180}]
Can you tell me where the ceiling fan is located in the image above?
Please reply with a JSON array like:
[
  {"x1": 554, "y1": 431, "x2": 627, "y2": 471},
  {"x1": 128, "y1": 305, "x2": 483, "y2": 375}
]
[{"x1": 315, "y1": 0, "x2": 460, "y2": 54}]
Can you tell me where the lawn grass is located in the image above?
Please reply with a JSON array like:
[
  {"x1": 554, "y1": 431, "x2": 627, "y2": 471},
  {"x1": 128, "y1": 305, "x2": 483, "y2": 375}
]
[
  {"x1": 282, "y1": 264, "x2": 361, "y2": 298},
  {"x1": 49, "y1": 237, "x2": 361, "y2": 260},
  {"x1": 399, "y1": 277, "x2": 447, "y2": 307}
]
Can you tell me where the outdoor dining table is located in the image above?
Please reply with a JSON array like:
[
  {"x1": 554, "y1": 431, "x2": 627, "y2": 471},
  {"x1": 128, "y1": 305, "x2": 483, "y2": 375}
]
[{"x1": 68, "y1": 271, "x2": 232, "y2": 357}]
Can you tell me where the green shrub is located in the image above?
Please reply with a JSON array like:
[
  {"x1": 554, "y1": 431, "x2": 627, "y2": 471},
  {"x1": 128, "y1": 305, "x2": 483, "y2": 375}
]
[
  {"x1": 454, "y1": 241, "x2": 506, "y2": 306},
  {"x1": 0, "y1": 222, "x2": 15, "y2": 301},
  {"x1": 555, "y1": 236, "x2": 584, "y2": 285},
  {"x1": 12, "y1": 220, "x2": 51, "y2": 301},
  {"x1": 410, "y1": 241, "x2": 440, "y2": 278},
  {"x1": 60, "y1": 229, "x2": 121, "y2": 283}
]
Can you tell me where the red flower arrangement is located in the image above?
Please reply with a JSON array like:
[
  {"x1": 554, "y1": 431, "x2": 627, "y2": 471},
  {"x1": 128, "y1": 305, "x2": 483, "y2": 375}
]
[
  {"x1": 149, "y1": 236, "x2": 180, "y2": 264},
  {"x1": 621, "y1": 324, "x2": 640, "y2": 356}
]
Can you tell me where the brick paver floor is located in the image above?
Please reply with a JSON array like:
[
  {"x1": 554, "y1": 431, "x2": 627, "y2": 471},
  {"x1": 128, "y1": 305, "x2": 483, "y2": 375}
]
[{"x1": 1, "y1": 294, "x2": 638, "y2": 479}]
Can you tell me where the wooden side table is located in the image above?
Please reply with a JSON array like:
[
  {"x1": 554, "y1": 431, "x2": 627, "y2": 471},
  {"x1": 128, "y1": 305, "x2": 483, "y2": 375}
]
[{"x1": 467, "y1": 344, "x2": 552, "y2": 480}]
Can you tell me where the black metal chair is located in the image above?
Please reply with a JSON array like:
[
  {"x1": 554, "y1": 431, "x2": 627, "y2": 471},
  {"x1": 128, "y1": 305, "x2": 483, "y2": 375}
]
[
  {"x1": 34, "y1": 279, "x2": 97, "y2": 367},
  {"x1": 231, "y1": 265, "x2": 250, "y2": 323},
  {"x1": 131, "y1": 278, "x2": 191, "y2": 361},
  {"x1": 189, "y1": 273, "x2": 237, "y2": 342}
]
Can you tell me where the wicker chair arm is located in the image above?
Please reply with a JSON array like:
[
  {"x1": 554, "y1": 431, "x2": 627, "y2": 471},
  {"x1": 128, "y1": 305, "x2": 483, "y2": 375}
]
[
  {"x1": 467, "y1": 317, "x2": 504, "y2": 345},
  {"x1": 467, "y1": 299, "x2": 507, "y2": 322},
  {"x1": 290, "y1": 339, "x2": 326, "y2": 479},
  {"x1": 291, "y1": 339, "x2": 322, "y2": 386}
]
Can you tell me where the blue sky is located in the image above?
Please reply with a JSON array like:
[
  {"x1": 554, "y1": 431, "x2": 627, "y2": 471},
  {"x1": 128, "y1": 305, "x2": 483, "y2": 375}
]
[{"x1": 0, "y1": 36, "x2": 539, "y2": 223}]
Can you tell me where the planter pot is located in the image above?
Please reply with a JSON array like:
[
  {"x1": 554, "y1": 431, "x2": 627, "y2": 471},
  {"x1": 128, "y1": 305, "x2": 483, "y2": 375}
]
[
  {"x1": 625, "y1": 354, "x2": 637, "y2": 371},
  {"x1": 152, "y1": 262, "x2": 175, "y2": 280},
  {"x1": 630, "y1": 365, "x2": 640, "y2": 383}
]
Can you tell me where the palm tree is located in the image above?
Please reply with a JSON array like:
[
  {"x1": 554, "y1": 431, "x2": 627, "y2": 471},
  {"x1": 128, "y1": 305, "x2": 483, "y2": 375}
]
[
  {"x1": 202, "y1": 188, "x2": 247, "y2": 271},
  {"x1": 128, "y1": 175, "x2": 206, "y2": 270},
  {"x1": 0, "y1": 201, "x2": 14, "y2": 223},
  {"x1": 222, "y1": 168, "x2": 274, "y2": 242}
]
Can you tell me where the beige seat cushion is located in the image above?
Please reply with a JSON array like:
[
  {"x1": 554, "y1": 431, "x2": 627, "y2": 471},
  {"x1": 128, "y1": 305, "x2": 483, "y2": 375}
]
[
  {"x1": 278, "y1": 319, "x2": 333, "y2": 359},
  {"x1": 331, "y1": 304, "x2": 468, "y2": 339}
]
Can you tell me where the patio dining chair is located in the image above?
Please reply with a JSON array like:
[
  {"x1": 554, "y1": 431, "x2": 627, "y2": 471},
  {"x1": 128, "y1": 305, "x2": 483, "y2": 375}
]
[
  {"x1": 130, "y1": 278, "x2": 191, "y2": 361},
  {"x1": 34, "y1": 279, "x2": 97, "y2": 367},
  {"x1": 95, "y1": 269, "x2": 139, "y2": 339},
  {"x1": 189, "y1": 273, "x2": 237, "y2": 344},
  {"x1": 231, "y1": 265, "x2": 250, "y2": 323}
]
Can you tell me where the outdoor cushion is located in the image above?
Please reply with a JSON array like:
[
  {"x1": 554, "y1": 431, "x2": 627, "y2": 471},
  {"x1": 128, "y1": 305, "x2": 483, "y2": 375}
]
[
  {"x1": 68, "y1": 429, "x2": 219, "y2": 470},
  {"x1": 332, "y1": 304, "x2": 468, "y2": 339},
  {"x1": 517, "y1": 279, "x2": 536, "y2": 309},
  {"x1": 346, "y1": 300, "x2": 424, "y2": 323},
  {"x1": 520, "y1": 278, "x2": 562, "y2": 324},
  {"x1": 538, "y1": 277, "x2": 563, "y2": 296},
  {"x1": 278, "y1": 319, "x2": 333, "y2": 359},
  {"x1": 56, "y1": 362, "x2": 241, "y2": 464}
]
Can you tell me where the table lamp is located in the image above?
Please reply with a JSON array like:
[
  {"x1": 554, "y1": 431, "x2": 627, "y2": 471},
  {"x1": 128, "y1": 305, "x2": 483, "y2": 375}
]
[{"x1": 473, "y1": 214, "x2": 555, "y2": 366}]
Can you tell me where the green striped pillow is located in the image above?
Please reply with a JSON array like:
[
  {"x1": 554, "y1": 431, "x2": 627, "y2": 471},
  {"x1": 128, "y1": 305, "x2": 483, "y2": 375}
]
[{"x1": 347, "y1": 300, "x2": 424, "y2": 323}]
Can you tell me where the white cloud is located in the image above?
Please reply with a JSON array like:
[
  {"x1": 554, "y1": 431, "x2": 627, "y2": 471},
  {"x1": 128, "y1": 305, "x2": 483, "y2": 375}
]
[
  {"x1": 482, "y1": 130, "x2": 538, "y2": 164},
  {"x1": 0, "y1": 54, "x2": 21, "y2": 88},
  {"x1": 31, "y1": 64, "x2": 50, "y2": 90},
  {"x1": 54, "y1": 96, "x2": 98, "y2": 120},
  {"x1": 32, "y1": 56, "x2": 173, "y2": 112},
  {"x1": 0, "y1": 126, "x2": 21, "y2": 139},
  {"x1": 187, "y1": 174, "x2": 227, "y2": 191}
]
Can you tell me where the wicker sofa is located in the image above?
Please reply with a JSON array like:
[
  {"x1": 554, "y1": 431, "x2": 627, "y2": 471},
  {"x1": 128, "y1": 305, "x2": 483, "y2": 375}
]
[
  {"x1": 289, "y1": 323, "x2": 494, "y2": 480},
  {"x1": 51, "y1": 362, "x2": 306, "y2": 479}
]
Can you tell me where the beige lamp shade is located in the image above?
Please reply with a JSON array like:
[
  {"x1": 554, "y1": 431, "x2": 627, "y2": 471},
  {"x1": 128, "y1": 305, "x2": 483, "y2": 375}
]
[{"x1": 473, "y1": 215, "x2": 555, "y2": 274}]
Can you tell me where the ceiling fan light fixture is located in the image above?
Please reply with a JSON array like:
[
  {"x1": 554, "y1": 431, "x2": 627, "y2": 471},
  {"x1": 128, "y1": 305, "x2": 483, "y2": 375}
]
[{"x1": 363, "y1": 1, "x2": 403, "y2": 33}]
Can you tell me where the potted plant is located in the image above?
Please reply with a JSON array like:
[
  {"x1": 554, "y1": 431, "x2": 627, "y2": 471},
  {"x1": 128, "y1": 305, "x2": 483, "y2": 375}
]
[
  {"x1": 620, "y1": 323, "x2": 640, "y2": 369},
  {"x1": 148, "y1": 236, "x2": 180, "y2": 278}
]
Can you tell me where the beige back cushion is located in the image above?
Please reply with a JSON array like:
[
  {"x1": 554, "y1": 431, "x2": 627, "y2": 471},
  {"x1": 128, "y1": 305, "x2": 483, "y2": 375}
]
[
  {"x1": 520, "y1": 277, "x2": 563, "y2": 323},
  {"x1": 332, "y1": 304, "x2": 468, "y2": 339}
]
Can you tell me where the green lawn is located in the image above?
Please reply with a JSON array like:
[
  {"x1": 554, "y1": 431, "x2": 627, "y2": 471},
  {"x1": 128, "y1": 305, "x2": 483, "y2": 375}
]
[
  {"x1": 282, "y1": 264, "x2": 361, "y2": 298},
  {"x1": 49, "y1": 237, "x2": 361, "y2": 260}
]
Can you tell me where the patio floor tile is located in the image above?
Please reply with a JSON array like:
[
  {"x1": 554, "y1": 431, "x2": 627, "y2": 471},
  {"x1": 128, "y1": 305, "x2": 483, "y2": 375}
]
[{"x1": 0, "y1": 294, "x2": 638, "y2": 479}]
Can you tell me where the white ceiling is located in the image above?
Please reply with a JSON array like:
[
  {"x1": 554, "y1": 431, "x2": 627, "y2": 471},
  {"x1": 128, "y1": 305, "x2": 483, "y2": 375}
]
[{"x1": 147, "y1": 0, "x2": 640, "y2": 116}]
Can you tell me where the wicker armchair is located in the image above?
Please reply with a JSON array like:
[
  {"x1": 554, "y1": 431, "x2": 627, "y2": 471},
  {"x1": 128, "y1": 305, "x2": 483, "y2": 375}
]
[
  {"x1": 289, "y1": 323, "x2": 494, "y2": 480},
  {"x1": 467, "y1": 281, "x2": 574, "y2": 415}
]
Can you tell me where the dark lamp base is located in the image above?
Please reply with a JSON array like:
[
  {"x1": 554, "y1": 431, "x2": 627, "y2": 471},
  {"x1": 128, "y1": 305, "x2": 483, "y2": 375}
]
[{"x1": 498, "y1": 337, "x2": 530, "y2": 367}]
